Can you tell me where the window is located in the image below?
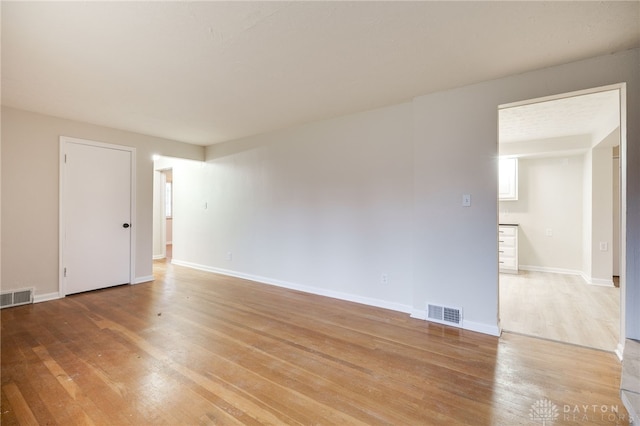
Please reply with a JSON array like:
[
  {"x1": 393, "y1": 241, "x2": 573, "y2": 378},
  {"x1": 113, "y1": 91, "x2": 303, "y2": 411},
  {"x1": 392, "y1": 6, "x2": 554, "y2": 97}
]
[{"x1": 499, "y1": 157, "x2": 518, "y2": 200}]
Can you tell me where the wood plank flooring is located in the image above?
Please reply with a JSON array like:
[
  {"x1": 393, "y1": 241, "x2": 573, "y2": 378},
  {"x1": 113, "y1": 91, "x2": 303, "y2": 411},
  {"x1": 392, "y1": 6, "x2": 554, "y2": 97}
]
[
  {"x1": 500, "y1": 270, "x2": 620, "y2": 351},
  {"x1": 1, "y1": 261, "x2": 629, "y2": 425}
]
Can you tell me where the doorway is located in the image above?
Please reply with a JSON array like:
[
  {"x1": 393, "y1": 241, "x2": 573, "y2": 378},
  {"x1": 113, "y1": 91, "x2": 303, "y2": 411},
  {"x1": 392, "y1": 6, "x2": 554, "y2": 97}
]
[
  {"x1": 498, "y1": 85, "x2": 626, "y2": 354},
  {"x1": 153, "y1": 156, "x2": 176, "y2": 262},
  {"x1": 164, "y1": 169, "x2": 173, "y2": 261},
  {"x1": 59, "y1": 136, "x2": 136, "y2": 295}
]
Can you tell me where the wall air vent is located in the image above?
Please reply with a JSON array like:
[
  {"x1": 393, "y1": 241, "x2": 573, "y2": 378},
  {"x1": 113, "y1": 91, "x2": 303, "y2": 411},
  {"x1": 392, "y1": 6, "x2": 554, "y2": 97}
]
[
  {"x1": 427, "y1": 303, "x2": 462, "y2": 327},
  {"x1": 0, "y1": 288, "x2": 34, "y2": 309}
]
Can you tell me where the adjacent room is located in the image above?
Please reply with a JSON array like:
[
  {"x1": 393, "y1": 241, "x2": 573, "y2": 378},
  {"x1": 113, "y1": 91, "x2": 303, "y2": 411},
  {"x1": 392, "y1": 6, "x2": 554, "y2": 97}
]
[
  {"x1": 2, "y1": 2, "x2": 639, "y2": 424},
  {"x1": 498, "y1": 89, "x2": 623, "y2": 353}
]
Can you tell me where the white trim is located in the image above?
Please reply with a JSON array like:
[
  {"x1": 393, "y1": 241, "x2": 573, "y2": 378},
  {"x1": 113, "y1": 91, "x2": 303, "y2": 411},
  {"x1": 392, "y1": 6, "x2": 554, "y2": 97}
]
[
  {"x1": 34, "y1": 292, "x2": 62, "y2": 303},
  {"x1": 130, "y1": 148, "x2": 138, "y2": 286},
  {"x1": 621, "y1": 391, "x2": 640, "y2": 425},
  {"x1": 153, "y1": 255, "x2": 166, "y2": 260},
  {"x1": 519, "y1": 264, "x2": 583, "y2": 276},
  {"x1": 519, "y1": 265, "x2": 614, "y2": 287},
  {"x1": 498, "y1": 83, "x2": 625, "y2": 110},
  {"x1": 410, "y1": 309, "x2": 500, "y2": 336},
  {"x1": 173, "y1": 259, "x2": 503, "y2": 337},
  {"x1": 618, "y1": 83, "x2": 627, "y2": 347},
  {"x1": 59, "y1": 142, "x2": 66, "y2": 296},
  {"x1": 410, "y1": 309, "x2": 427, "y2": 320},
  {"x1": 132, "y1": 275, "x2": 154, "y2": 284},
  {"x1": 462, "y1": 320, "x2": 501, "y2": 337},
  {"x1": 171, "y1": 259, "x2": 413, "y2": 315},
  {"x1": 615, "y1": 341, "x2": 624, "y2": 361},
  {"x1": 161, "y1": 172, "x2": 167, "y2": 259},
  {"x1": 59, "y1": 136, "x2": 137, "y2": 296},
  {"x1": 499, "y1": 83, "x2": 627, "y2": 350},
  {"x1": 496, "y1": 82, "x2": 627, "y2": 347},
  {"x1": 586, "y1": 277, "x2": 615, "y2": 287}
]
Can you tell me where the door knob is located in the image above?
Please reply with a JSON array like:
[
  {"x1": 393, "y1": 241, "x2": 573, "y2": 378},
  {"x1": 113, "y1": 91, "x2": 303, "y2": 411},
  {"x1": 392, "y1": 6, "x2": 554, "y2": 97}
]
[{"x1": 123, "y1": 223, "x2": 130, "y2": 228}]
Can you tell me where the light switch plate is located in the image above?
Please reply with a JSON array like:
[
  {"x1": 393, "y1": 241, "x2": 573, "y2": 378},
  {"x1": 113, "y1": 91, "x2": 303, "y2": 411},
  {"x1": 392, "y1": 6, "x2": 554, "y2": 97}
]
[{"x1": 462, "y1": 194, "x2": 471, "y2": 207}]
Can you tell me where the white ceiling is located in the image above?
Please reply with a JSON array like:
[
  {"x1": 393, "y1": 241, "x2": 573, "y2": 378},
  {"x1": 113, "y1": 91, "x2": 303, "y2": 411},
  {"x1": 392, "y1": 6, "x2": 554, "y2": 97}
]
[
  {"x1": 499, "y1": 89, "x2": 621, "y2": 158},
  {"x1": 2, "y1": 1, "x2": 639, "y2": 146}
]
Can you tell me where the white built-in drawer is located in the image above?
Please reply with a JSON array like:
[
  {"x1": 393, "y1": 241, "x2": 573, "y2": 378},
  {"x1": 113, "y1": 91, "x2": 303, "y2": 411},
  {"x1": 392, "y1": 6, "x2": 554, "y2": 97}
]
[
  {"x1": 499, "y1": 236, "x2": 516, "y2": 248},
  {"x1": 499, "y1": 247, "x2": 516, "y2": 258},
  {"x1": 498, "y1": 225, "x2": 518, "y2": 273},
  {"x1": 499, "y1": 258, "x2": 517, "y2": 268},
  {"x1": 498, "y1": 226, "x2": 516, "y2": 236}
]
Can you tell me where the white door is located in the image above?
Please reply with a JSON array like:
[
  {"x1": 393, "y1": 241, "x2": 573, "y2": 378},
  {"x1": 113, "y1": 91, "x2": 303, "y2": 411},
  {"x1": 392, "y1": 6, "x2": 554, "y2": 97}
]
[{"x1": 61, "y1": 138, "x2": 133, "y2": 295}]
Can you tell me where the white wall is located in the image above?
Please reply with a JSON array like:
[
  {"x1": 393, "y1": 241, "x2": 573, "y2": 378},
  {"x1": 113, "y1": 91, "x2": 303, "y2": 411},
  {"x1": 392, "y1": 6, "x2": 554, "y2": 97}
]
[
  {"x1": 583, "y1": 149, "x2": 594, "y2": 281},
  {"x1": 412, "y1": 49, "x2": 639, "y2": 339},
  {"x1": 590, "y1": 147, "x2": 614, "y2": 284},
  {"x1": 1, "y1": 107, "x2": 204, "y2": 297},
  {"x1": 412, "y1": 85, "x2": 500, "y2": 333},
  {"x1": 500, "y1": 156, "x2": 584, "y2": 273},
  {"x1": 152, "y1": 170, "x2": 165, "y2": 259},
  {"x1": 582, "y1": 135, "x2": 616, "y2": 286},
  {"x1": 166, "y1": 49, "x2": 639, "y2": 339},
  {"x1": 174, "y1": 103, "x2": 415, "y2": 312},
  {"x1": 166, "y1": 218, "x2": 173, "y2": 245},
  {"x1": 2, "y1": 49, "x2": 638, "y2": 340}
]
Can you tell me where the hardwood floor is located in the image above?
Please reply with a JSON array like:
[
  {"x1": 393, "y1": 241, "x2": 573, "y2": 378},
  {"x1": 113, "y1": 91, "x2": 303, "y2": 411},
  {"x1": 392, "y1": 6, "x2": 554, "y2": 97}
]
[
  {"x1": 1, "y1": 261, "x2": 629, "y2": 425},
  {"x1": 500, "y1": 270, "x2": 620, "y2": 351}
]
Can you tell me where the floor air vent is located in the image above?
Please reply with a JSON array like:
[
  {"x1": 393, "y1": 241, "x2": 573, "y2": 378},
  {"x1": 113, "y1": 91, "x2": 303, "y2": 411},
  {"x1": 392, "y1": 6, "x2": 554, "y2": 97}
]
[
  {"x1": 0, "y1": 288, "x2": 34, "y2": 309},
  {"x1": 427, "y1": 303, "x2": 462, "y2": 327}
]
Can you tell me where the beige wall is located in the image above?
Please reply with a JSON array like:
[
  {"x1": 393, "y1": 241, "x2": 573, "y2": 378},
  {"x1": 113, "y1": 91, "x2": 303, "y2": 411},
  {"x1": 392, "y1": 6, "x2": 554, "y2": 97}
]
[{"x1": 0, "y1": 107, "x2": 204, "y2": 297}]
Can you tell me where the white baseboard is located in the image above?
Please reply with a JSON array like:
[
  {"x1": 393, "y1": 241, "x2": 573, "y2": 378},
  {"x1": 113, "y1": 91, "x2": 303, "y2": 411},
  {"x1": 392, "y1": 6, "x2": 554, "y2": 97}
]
[
  {"x1": 410, "y1": 309, "x2": 427, "y2": 320},
  {"x1": 132, "y1": 275, "x2": 154, "y2": 284},
  {"x1": 153, "y1": 254, "x2": 165, "y2": 260},
  {"x1": 463, "y1": 320, "x2": 501, "y2": 336},
  {"x1": 171, "y1": 259, "x2": 413, "y2": 314},
  {"x1": 33, "y1": 278, "x2": 152, "y2": 303},
  {"x1": 584, "y1": 276, "x2": 614, "y2": 287},
  {"x1": 621, "y1": 390, "x2": 640, "y2": 425},
  {"x1": 410, "y1": 309, "x2": 500, "y2": 336},
  {"x1": 519, "y1": 265, "x2": 583, "y2": 276},
  {"x1": 173, "y1": 259, "x2": 501, "y2": 337},
  {"x1": 519, "y1": 265, "x2": 614, "y2": 287},
  {"x1": 34, "y1": 292, "x2": 61, "y2": 303},
  {"x1": 616, "y1": 341, "x2": 625, "y2": 361}
]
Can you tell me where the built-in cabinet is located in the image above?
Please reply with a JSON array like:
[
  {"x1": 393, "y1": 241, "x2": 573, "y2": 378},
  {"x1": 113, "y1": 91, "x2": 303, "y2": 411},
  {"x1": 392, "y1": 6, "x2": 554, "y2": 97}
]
[{"x1": 499, "y1": 225, "x2": 518, "y2": 273}]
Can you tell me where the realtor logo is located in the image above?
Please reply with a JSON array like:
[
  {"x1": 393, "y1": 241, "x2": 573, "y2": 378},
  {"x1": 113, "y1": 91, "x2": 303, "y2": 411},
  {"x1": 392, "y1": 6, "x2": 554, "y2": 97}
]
[{"x1": 530, "y1": 398, "x2": 559, "y2": 425}]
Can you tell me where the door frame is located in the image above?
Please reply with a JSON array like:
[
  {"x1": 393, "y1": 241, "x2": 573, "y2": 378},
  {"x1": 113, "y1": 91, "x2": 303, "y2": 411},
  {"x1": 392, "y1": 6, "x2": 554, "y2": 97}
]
[
  {"x1": 59, "y1": 136, "x2": 137, "y2": 296},
  {"x1": 497, "y1": 82, "x2": 627, "y2": 357},
  {"x1": 153, "y1": 167, "x2": 168, "y2": 260}
]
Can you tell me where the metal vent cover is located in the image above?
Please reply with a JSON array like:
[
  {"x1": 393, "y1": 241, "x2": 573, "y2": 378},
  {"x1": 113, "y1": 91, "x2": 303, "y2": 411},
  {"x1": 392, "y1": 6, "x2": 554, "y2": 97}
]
[
  {"x1": 427, "y1": 303, "x2": 462, "y2": 327},
  {"x1": 0, "y1": 293, "x2": 13, "y2": 308},
  {"x1": 0, "y1": 289, "x2": 34, "y2": 309},
  {"x1": 428, "y1": 304, "x2": 443, "y2": 321}
]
